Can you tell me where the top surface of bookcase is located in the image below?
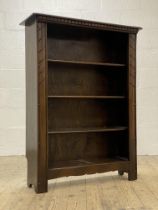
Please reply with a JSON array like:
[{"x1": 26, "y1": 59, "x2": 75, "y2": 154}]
[{"x1": 20, "y1": 13, "x2": 142, "y2": 33}]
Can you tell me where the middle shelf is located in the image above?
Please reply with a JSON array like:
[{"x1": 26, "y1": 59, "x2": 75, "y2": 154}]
[
  {"x1": 47, "y1": 58, "x2": 127, "y2": 97},
  {"x1": 48, "y1": 95, "x2": 125, "y2": 99},
  {"x1": 48, "y1": 98, "x2": 128, "y2": 132},
  {"x1": 48, "y1": 126, "x2": 128, "y2": 134},
  {"x1": 48, "y1": 59, "x2": 126, "y2": 67}
]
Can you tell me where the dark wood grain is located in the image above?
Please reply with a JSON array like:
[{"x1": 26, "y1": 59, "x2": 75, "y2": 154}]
[
  {"x1": 48, "y1": 126, "x2": 127, "y2": 134},
  {"x1": 48, "y1": 159, "x2": 129, "y2": 179},
  {"x1": 36, "y1": 22, "x2": 48, "y2": 193},
  {"x1": 48, "y1": 99, "x2": 127, "y2": 131},
  {"x1": 47, "y1": 25, "x2": 128, "y2": 64},
  {"x1": 48, "y1": 96, "x2": 126, "y2": 99},
  {"x1": 23, "y1": 13, "x2": 140, "y2": 193},
  {"x1": 20, "y1": 13, "x2": 142, "y2": 34},
  {"x1": 48, "y1": 63, "x2": 127, "y2": 96},
  {"x1": 48, "y1": 59, "x2": 126, "y2": 67},
  {"x1": 48, "y1": 131, "x2": 128, "y2": 168},
  {"x1": 128, "y1": 34, "x2": 137, "y2": 181}
]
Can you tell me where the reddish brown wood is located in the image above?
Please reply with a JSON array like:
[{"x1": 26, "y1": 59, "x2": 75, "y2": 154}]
[{"x1": 23, "y1": 13, "x2": 141, "y2": 193}]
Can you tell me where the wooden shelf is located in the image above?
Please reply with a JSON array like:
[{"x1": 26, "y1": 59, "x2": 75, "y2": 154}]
[
  {"x1": 48, "y1": 126, "x2": 127, "y2": 134},
  {"x1": 48, "y1": 157, "x2": 129, "y2": 179},
  {"x1": 48, "y1": 95, "x2": 126, "y2": 99},
  {"x1": 23, "y1": 13, "x2": 139, "y2": 193},
  {"x1": 48, "y1": 59, "x2": 126, "y2": 67},
  {"x1": 49, "y1": 157, "x2": 129, "y2": 169}
]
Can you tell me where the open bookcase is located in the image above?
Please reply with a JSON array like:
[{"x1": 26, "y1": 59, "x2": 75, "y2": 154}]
[{"x1": 21, "y1": 13, "x2": 141, "y2": 193}]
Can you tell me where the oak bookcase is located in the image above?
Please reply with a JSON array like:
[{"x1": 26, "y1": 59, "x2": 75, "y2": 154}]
[{"x1": 21, "y1": 13, "x2": 141, "y2": 193}]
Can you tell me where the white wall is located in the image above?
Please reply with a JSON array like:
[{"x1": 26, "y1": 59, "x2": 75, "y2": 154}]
[{"x1": 0, "y1": 0, "x2": 158, "y2": 155}]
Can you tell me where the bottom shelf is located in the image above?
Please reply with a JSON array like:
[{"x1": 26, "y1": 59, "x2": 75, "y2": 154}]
[{"x1": 48, "y1": 157, "x2": 129, "y2": 179}]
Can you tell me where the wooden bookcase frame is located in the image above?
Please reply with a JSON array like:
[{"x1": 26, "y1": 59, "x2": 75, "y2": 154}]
[{"x1": 21, "y1": 13, "x2": 141, "y2": 193}]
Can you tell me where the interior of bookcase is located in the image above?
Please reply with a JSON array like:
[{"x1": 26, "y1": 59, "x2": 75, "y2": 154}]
[{"x1": 47, "y1": 23, "x2": 129, "y2": 170}]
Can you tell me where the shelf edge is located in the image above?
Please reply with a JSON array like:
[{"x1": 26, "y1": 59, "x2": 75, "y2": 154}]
[
  {"x1": 48, "y1": 59, "x2": 126, "y2": 67},
  {"x1": 48, "y1": 126, "x2": 128, "y2": 134}
]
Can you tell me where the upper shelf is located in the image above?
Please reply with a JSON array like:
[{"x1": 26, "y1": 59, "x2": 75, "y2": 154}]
[{"x1": 48, "y1": 59, "x2": 126, "y2": 67}]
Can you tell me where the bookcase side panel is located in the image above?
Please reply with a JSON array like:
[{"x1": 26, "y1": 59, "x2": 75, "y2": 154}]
[
  {"x1": 25, "y1": 21, "x2": 38, "y2": 189},
  {"x1": 26, "y1": 21, "x2": 48, "y2": 193},
  {"x1": 37, "y1": 22, "x2": 48, "y2": 193},
  {"x1": 128, "y1": 33, "x2": 137, "y2": 180}
]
